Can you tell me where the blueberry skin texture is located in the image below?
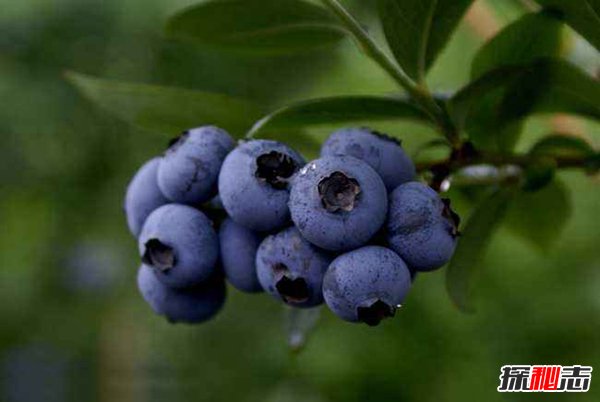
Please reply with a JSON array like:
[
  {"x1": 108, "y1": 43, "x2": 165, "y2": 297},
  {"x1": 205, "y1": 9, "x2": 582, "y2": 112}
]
[
  {"x1": 256, "y1": 227, "x2": 332, "y2": 308},
  {"x1": 138, "y1": 204, "x2": 219, "y2": 288},
  {"x1": 323, "y1": 246, "x2": 411, "y2": 324},
  {"x1": 124, "y1": 157, "x2": 169, "y2": 237},
  {"x1": 321, "y1": 128, "x2": 416, "y2": 191},
  {"x1": 289, "y1": 156, "x2": 388, "y2": 251},
  {"x1": 219, "y1": 218, "x2": 263, "y2": 293},
  {"x1": 218, "y1": 140, "x2": 305, "y2": 232},
  {"x1": 386, "y1": 182, "x2": 458, "y2": 271},
  {"x1": 158, "y1": 126, "x2": 235, "y2": 204},
  {"x1": 137, "y1": 265, "x2": 225, "y2": 324}
]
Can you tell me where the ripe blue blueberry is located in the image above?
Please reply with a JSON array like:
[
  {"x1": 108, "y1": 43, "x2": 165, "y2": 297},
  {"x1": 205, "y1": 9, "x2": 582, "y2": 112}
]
[
  {"x1": 137, "y1": 265, "x2": 225, "y2": 324},
  {"x1": 323, "y1": 246, "x2": 411, "y2": 326},
  {"x1": 124, "y1": 157, "x2": 169, "y2": 237},
  {"x1": 219, "y1": 217, "x2": 263, "y2": 293},
  {"x1": 218, "y1": 140, "x2": 305, "y2": 232},
  {"x1": 386, "y1": 182, "x2": 460, "y2": 271},
  {"x1": 289, "y1": 156, "x2": 388, "y2": 251},
  {"x1": 256, "y1": 227, "x2": 332, "y2": 308},
  {"x1": 321, "y1": 127, "x2": 416, "y2": 191},
  {"x1": 138, "y1": 204, "x2": 219, "y2": 288},
  {"x1": 158, "y1": 126, "x2": 235, "y2": 204}
]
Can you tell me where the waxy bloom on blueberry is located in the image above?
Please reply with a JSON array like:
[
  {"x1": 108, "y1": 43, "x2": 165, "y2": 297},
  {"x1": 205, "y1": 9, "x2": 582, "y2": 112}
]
[
  {"x1": 321, "y1": 127, "x2": 416, "y2": 191},
  {"x1": 137, "y1": 265, "x2": 225, "y2": 324},
  {"x1": 139, "y1": 204, "x2": 219, "y2": 288},
  {"x1": 158, "y1": 126, "x2": 235, "y2": 205},
  {"x1": 289, "y1": 156, "x2": 388, "y2": 251},
  {"x1": 323, "y1": 246, "x2": 411, "y2": 326},
  {"x1": 124, "y1": 157, "x2": 169, "y2": 237},
  {"x1": 219, "y1": 217, "x2": 263, "y2": 293},
  {"x1": 256, "y1": 227, "x2": 332, "y2": 308},
  {"x1": 219, "y1": 140, "x2": 305, "y2": 232},
  {"x1": 386, "y1": 182, "x2": 460, "y2": 271}
]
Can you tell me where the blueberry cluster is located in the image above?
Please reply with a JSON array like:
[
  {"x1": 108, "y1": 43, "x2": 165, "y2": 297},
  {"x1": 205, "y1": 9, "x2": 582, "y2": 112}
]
[{"x1": 125, "y1": 126, "x2": 460, "y2": 326}]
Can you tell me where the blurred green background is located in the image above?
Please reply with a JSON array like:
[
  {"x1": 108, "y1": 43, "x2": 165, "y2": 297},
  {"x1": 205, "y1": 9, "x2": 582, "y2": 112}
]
[{"x1": 1, "y1": 0, "x2": 598, "y2": 401}]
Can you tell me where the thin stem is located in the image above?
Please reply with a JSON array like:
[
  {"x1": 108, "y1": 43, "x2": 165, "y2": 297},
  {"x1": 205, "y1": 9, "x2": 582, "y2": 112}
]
[
  {"x1": 416, "y1": 153, "x2": 591, "y2": 173},
  {"x1": 319, "y1": 0, "x2": 457, "y2": 143},
  {"x1": 320, "y1": 0, "x2": 416, "y2": 94}
]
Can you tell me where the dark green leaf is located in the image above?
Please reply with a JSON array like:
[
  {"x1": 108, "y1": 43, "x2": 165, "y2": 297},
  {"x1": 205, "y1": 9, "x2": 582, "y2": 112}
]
[
  {"x1": 165, "y1": 0, "x2": 347, "y2": 54},
  {"x1": 471, "y1": 11, "x2": 564, "y2": 79},
  {"x1": 65, "y1": 71, "x2": 263, "y2": 137},
  {"x1": 536, "y1": 0, "x2": 600, "y2": 50},
  {"x1": 451, "y1": 59, "x2": 600, "y2": 151},
  {"x1": 247, "y1": 96, "x2": 432, "y2": 138},
  {"x1": 463, "y1": 11, "x2": 564, "y2": 151},
  {"x1": 585, "y1": 152, "x2": 600, "y2": 173},
  {"x1": 529, "y1": 134, "x2": 596, "y2": 159},
  {"x1": 465, "y1": 99, "x2": 524, "y2": 152},
  {"x1": 378, "y1": 0, "x2": 474, "y2": 81},
  {"x1": 448, "y1": 65, "x2": 525, "y2": 129},
  {"x1": 523, "y1": 156, "x2": 557, "y2": 191},
  {"x1": 506, "y1": 180, "x2": 571, "y2": 250},
  {"x1": 498, "y1": 58, "x2": 600, "y2": 123},
  {"x1": 446, "y1": 189, "x2": 513, "y2": 312}
]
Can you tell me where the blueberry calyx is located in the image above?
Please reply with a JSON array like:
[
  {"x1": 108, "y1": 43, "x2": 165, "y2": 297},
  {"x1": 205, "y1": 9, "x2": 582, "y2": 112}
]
[
  {"x1": 441, "y1": 198, "x2": 461, "y2": 238},
  {"x1": 166, "y1": 131, "x2": 189, "y2": 153},
  {"x1": 255, "y1": 151, "x2": 298, "y2": 190},
  {"x1": 318, "y1": 171, "x2": 361, "y2": 213},
  {"x1": 357, "y1": 299, "x2": 396, "y2": 326},
  {"x1": 142, "y1": 239, "x2": 176, "y2": 271},
  {"x1": 275, "y1": 276, "x2": 310, "y2": 303},
  {"x1": 272, "y1": 262, "x2": 309, "y2": 303}
]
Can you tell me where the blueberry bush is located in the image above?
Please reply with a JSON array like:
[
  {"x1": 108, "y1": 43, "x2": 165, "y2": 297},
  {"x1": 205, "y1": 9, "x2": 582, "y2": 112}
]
[
  {"x1": 65, "y1": 0, "x2": 600, "y2": 333},
  {"x1": 1, "y1": 0, "x2": 599, "y2": 400}
]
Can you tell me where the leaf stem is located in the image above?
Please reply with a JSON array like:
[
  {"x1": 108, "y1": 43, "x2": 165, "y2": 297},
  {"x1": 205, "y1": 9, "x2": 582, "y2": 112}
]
[
  {"x1": 416, "y1": 152, "x2": 593, "y2": 173},
  {"x1": 319, "y1": 0, "x2": 457, "y2": 143},
  {"x1": 320, "y1": 0, "x2": 414, "y2": 93}
]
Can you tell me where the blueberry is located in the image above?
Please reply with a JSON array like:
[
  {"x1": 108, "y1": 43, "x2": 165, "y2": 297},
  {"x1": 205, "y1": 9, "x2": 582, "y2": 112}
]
[
  {"x1": 289, "y1": 156, "x2": 388, "y2": 251},
  {"x1": 256, "y1": 227, "x2": 332, "y2": 308},
  {"x1": 124, "y1": 157, "x2": 169, "y2": 237},
  {"x1": 137, "y1": 265, "x2": 225, "y2": 324},
  {"x1": 321, "y1": 127, "x2": 415, "y2": 191},
  {"x1": 139, "y1": 204, "x2": 219, "y2": 288},
  {"x1": 386, "y1": 182, "x2": 460, "y2": 271},
  {"x1": 158, "y1": 126, "x2": 235, "y2": 204},
  {"x1": 219, "y1": 217, "x2": 263, "y2": 293},
  {"x1": 323, "y1": 246, "x2": 411, "y2": 326},
  {"x1": 218, "y1": 140, "x2": 305, "y2": 232}
]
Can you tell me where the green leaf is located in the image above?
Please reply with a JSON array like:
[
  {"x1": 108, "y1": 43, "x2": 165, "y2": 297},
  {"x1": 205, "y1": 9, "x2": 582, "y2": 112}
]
[
  {"x1": 451, "y1": 59, "x2": 600, "y2": 151},
  {"x1": 523, "y1": 156, "x2": 557, "y2": 191},
  {"x1": 247, "y1": 96, "x2": 432, "y2": 138},
  {"x1": 165, "y1": 0, "x2": 347, "y2": 54},
  {"x1": 446, "y1": 189, "x2": 513, "y2": 312},
  {"x1": 529, "y1": 134, "x2": 596, "y2": 159},
  {"x1": 65, "y1": 71, "x2": 263, "y2": 137},
  {"x1": 585, "y1": 152, "x2": 600, "y2": 173},
  {"x1": 535, "y1": 0, "x2": 600, "y2": 50},
  {"x1": 378, "y1": 0, "x2": 474, "y2": 81},
  {"x1": 506, "y1": 180, "x2": 571, "y2": 250},
  {"x1": 498, "y1": 58, "x2": 600, "y2": 122},
  {"x1": 471, "y1": 11, "x2": 564, "y2": 80},
  {"x1": 464, "y1": 11, "x2": 564, "y2": 151},
  {"x1": 448, "y1": 65, "x2": 525, "y2": 129}
]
